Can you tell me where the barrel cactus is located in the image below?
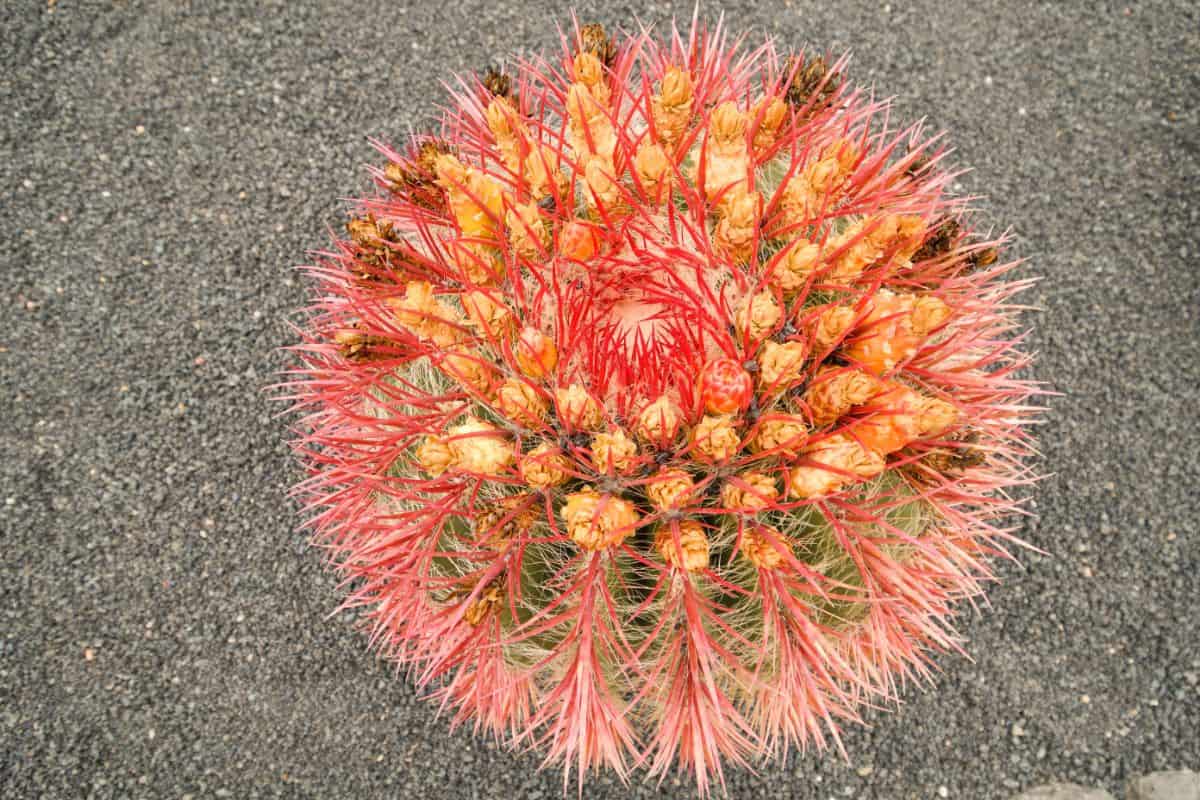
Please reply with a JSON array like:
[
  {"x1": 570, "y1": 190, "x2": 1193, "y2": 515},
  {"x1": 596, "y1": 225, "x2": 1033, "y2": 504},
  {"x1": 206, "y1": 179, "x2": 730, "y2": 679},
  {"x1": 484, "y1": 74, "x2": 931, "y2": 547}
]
[{"x1": 286, "y1": 16, "x2": 1038, "y2": 793}]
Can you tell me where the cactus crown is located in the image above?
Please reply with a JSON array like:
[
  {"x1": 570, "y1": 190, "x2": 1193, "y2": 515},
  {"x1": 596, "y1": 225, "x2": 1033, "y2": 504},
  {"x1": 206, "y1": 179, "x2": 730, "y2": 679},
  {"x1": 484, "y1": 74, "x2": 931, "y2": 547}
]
[{"x1": 287, "y1": 15, "x2": 1039, "y2": 795}]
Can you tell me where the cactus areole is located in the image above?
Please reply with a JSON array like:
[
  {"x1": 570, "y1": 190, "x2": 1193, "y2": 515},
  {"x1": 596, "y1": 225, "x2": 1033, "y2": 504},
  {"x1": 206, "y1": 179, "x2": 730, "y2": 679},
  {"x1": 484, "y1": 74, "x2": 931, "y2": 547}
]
[{"x1": 286, "y1": 16, "x2": 1040, "y2": 794}]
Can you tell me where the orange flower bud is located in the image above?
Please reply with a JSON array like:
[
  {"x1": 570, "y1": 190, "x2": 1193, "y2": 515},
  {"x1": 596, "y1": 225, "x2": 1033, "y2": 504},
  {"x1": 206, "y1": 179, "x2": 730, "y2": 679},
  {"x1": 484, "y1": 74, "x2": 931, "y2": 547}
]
[
  {"x1": 692, "y1": 414, "x2": 741, "y2": 461},
  {"x1": 446, "y1": 419, "x2": 513, "y2": 475},
  {"x1": 787, "y1": 433, "x2": 885, "y2": 498},
  {"x1": 562, "y1": 488, "x2": 639, "y2": 551},
  {"x1": 721, "y1": 471, "x2": 779, "y2": 511},
  {"x1": 515, "y1": 326, "x2": 558, "y2": 379},
  {"x1": 520, "y1": 442, "x2": 571, "y2": 489},
  {"x1": 634, "y1": 395, "x2": 684, "y2": 443},
  {"x1": 654, "y1": 520, "x2": 709, "y2": 572},
  {"x1": 645, "y1": 468, "x2": 693, "y2": 510},
  {"x1": 741, "y1": 524, "x2": 789, "y2": 569},
  {"x1": 558, "y1": 220, "x2": 600, "y2": 261},
  {"x1": 416, "y1": 436, "x2": 455, "y2": 476},
  {"x1": 590, "y1": 428, "x2": 638, "y2": 473},
  {"x1": 555, "y1": 384, "x2": 603, "y2": 430},
  {"x1": 496, "y1": 378, "x2": 549, "y2": 426}
]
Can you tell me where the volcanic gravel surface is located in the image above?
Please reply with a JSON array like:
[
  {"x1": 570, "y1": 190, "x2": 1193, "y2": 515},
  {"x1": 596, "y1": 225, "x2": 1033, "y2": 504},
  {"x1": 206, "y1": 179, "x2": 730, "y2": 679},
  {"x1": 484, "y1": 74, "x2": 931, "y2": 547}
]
[{"x1": 3, "y1": 1, "x2": 1197, "y2": 798}]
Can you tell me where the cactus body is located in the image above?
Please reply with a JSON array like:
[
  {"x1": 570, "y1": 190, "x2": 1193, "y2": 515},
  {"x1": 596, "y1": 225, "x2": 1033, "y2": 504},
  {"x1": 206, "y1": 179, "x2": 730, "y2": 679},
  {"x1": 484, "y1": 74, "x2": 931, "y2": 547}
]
[{"x1": 287, "y1": 17, "x2": 1039, "y2": 794}]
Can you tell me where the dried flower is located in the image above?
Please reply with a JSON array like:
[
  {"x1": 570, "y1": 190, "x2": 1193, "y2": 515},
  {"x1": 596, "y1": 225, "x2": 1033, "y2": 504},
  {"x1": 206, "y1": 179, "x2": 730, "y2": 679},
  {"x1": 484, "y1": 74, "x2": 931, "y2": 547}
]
[
  {"x1": 734, "y1": 289, "x2": 781, "y2": 341},
  {"x1": 464, "y1": 583, "x2": 503, "y2": 626}
]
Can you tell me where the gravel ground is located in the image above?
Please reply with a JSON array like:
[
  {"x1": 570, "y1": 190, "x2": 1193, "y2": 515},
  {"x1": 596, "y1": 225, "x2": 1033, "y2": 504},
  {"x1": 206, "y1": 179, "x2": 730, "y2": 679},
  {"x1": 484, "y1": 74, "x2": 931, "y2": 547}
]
[{"x1": 2, "y1": 1, "x2": 1197, "y2": 798}]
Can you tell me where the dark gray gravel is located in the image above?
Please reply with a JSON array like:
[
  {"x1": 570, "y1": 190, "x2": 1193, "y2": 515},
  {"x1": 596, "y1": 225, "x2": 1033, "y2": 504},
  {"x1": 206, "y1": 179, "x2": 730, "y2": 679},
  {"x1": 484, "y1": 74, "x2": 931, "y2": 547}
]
[{"x1": 3, "y1": 1, "x2": 1198, "y2": 798}]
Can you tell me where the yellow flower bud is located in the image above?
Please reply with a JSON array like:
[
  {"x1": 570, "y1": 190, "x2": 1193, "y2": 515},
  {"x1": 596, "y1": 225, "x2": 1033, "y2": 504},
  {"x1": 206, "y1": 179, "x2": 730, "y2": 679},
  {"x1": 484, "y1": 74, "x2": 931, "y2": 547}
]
[
  {"x1": 520, "y1": 442, "x2": 571, "y2": 489},
  {"x1": 634, "y1": 140, "x2": 671, "y2": 198},
  {"x1": 772, "y1": 239, "x2": 821, "y2": 295},
  {"x1": 734, "y1": 289, "x2": 781, "y2": 341},
  {"x1": 660, "y1": 66, "x2": 693, "y2": 108},
  {"x1": 692, "y1": 414, "x2": 741, "y2": 461},
  {"x1": 720, "y1": 471, "x2": 779, "y2": 511},
  {"x1": 495, "y1": 378, "x2": 548, "y2": 426},
  {"x1": 555, "y1": 384, "x2": 603, "y2": 430},
  {"x1": 446, "y1": 419, "x2": 513, "y2": 475},
  {"x1": 590, "y1": 428, "x2": 638, "y2": 473},
  {"x1": 710, "y1": 101, "x2": 747, "y2": 145},
  {"x1": 751, "y1": 413, "x2": 809, "y2": 456},
  {"x1": 757, "y1": 339, "x2": 807, "y2": 392},
  {"x1": 654, "y1": 520, "x2": 709, "y2": 572},
  {"x1": 562, "y1": 488, "x2": 639, "y2": 551},
  {"x1": 573, "y1": 51, "x2": 604, "y2": 88},
  {"x1": 439, "y1": 344, "x2": 496, "y2": 394},
  {"x1": 802, "y1": 367, "x2": 880, "y2": 427},
  {"x1": 634, "y1": 394, "x2": 684, "y2": 443},
  {"x1": 506, "y1": 200, "x2": 548, "y2": 260},
  {"x1": 416, "y1": 436, "x2": 455, "y2": 477},
  {"x1": 916, "y1": 395, "x2": 959, "y2": 438},
  {"x1": 460, "y1": 289, "x2": 514, "y2": 339},
  {"x1": 645, "y1": 468, "x2": 693, "y2": 510},
  {"x1": 811, "y1": 304, "x2": 856, "y2": 353},
  {"x1": 741, "y1": 524, "x2": 789, "y2": 569},
  {"x1": 787, "y1": 433, "x2": 885, "y2": 498}
]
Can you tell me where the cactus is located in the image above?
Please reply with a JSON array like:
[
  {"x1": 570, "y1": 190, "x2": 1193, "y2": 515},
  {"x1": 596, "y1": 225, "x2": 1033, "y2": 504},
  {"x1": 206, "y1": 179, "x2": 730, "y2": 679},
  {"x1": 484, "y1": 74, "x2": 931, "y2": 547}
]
[{"x1": 286, "y1": 16, "x2": 1040, "y2": 794}]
